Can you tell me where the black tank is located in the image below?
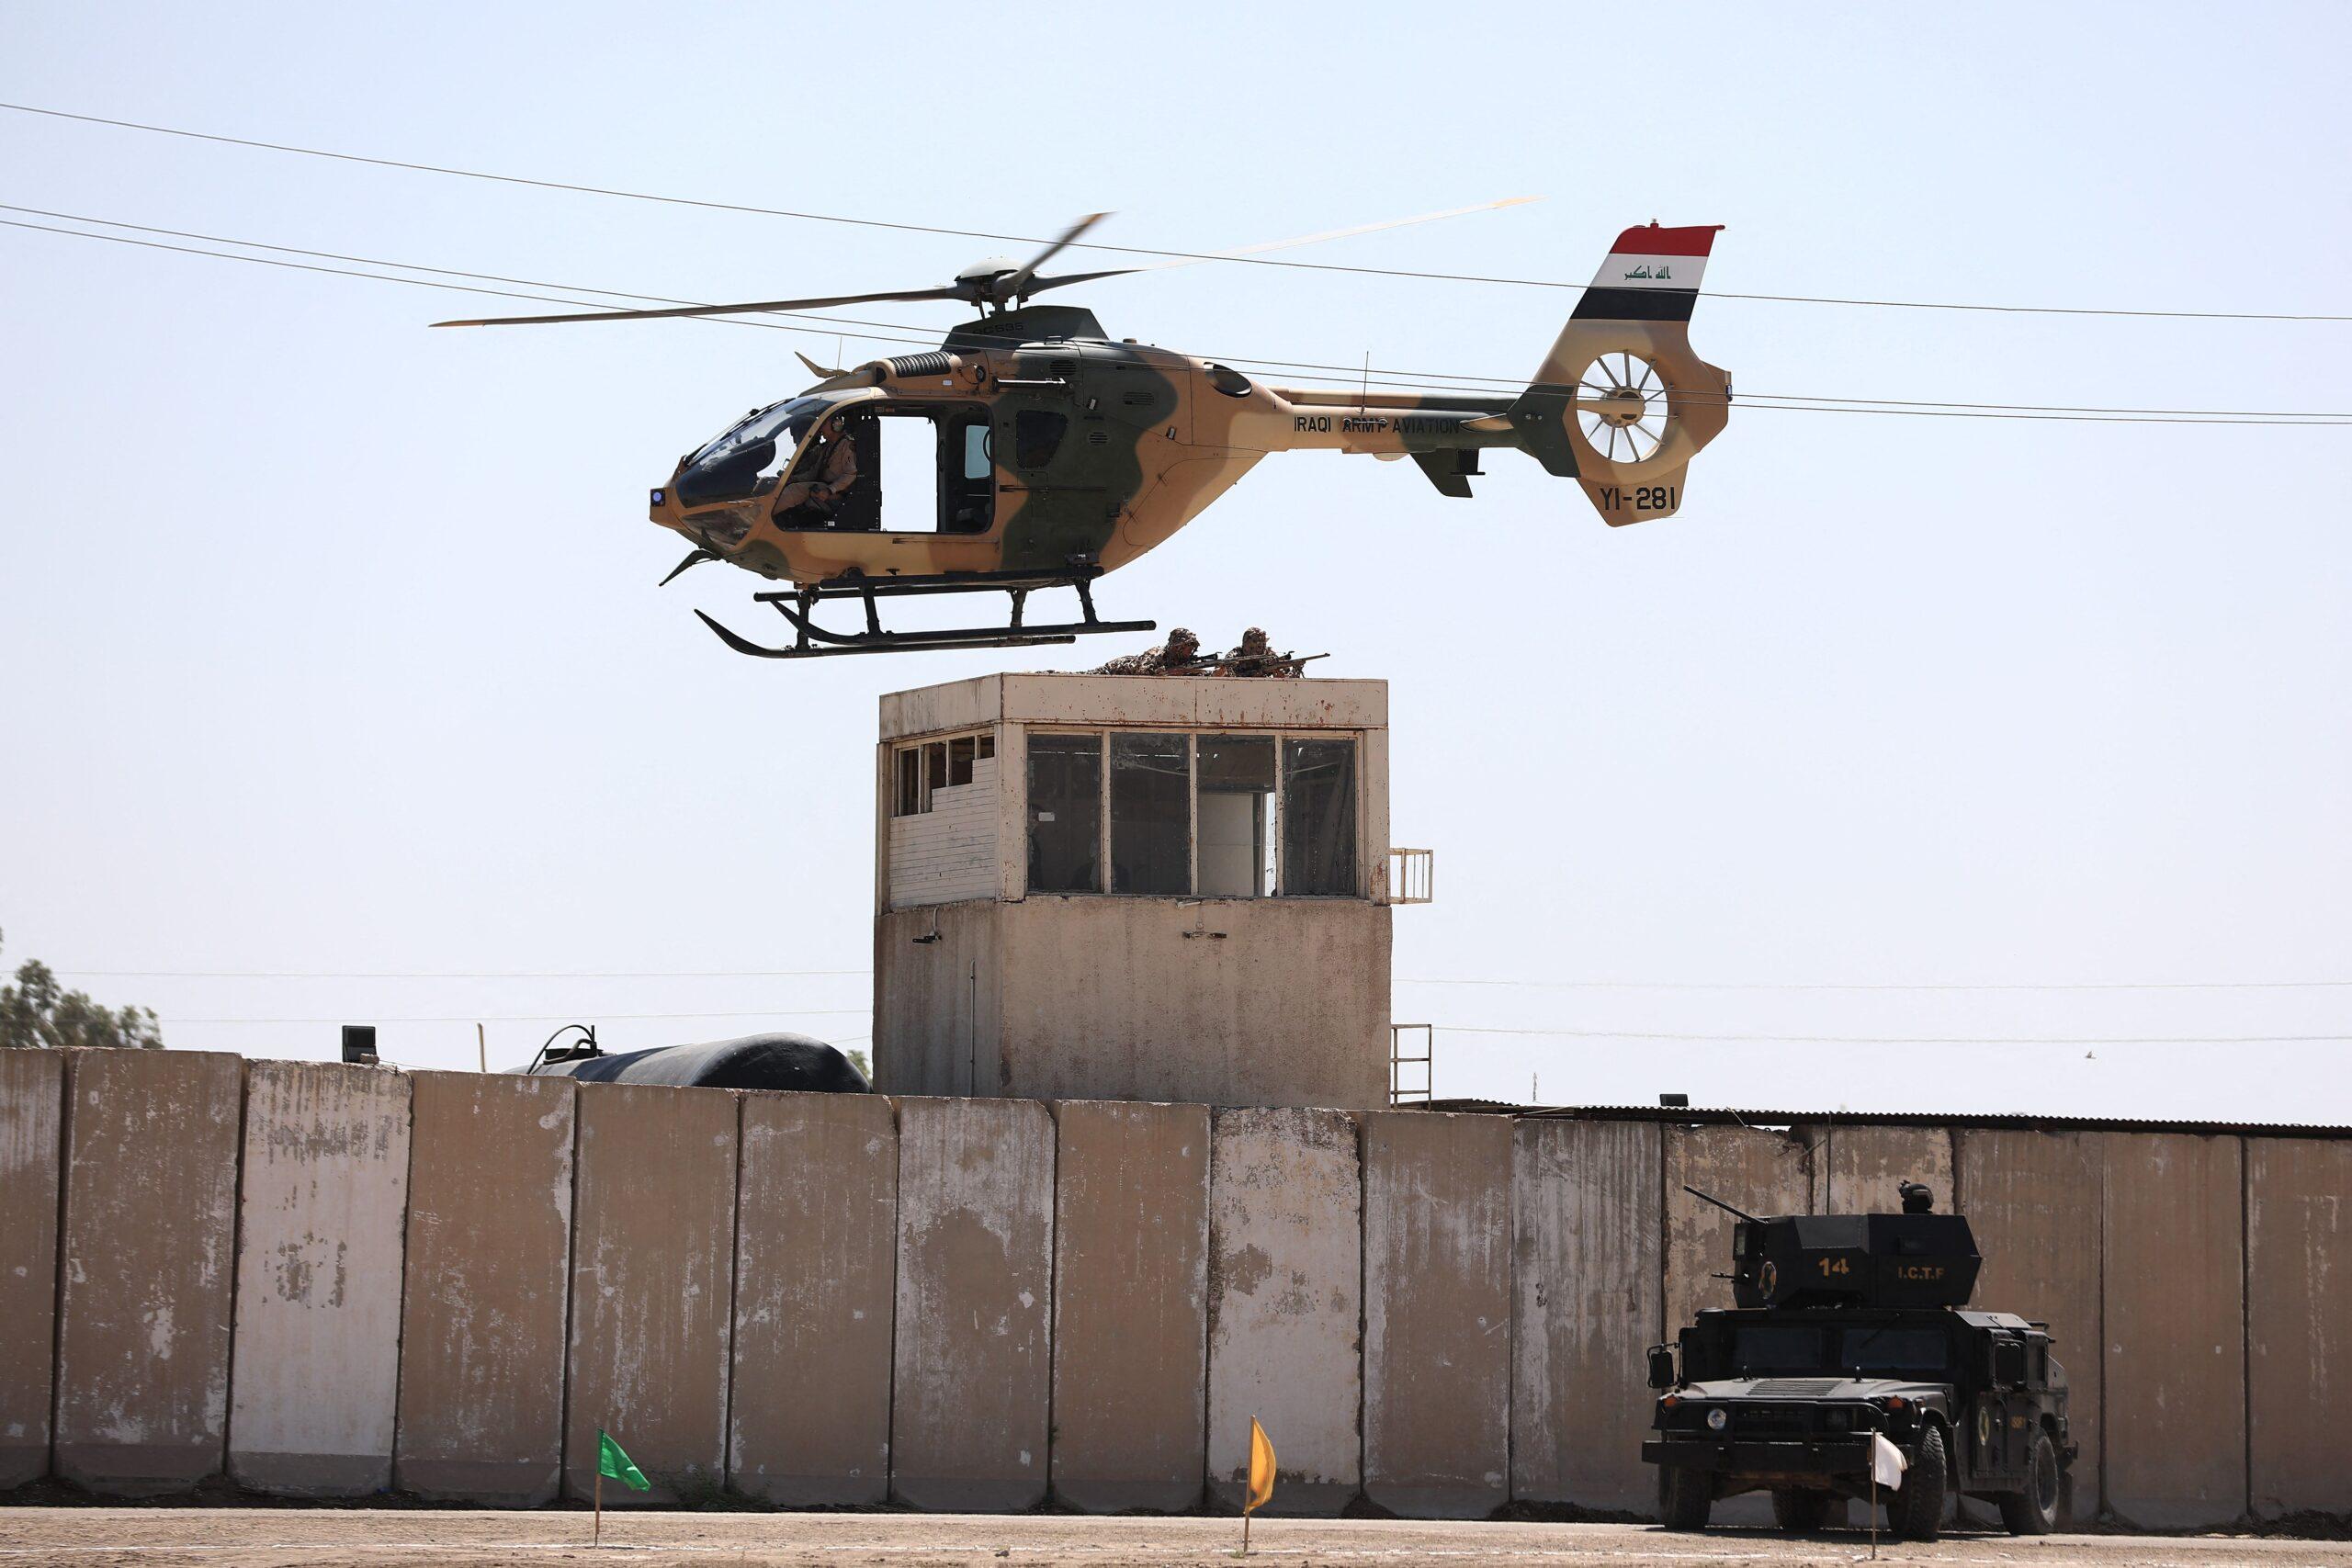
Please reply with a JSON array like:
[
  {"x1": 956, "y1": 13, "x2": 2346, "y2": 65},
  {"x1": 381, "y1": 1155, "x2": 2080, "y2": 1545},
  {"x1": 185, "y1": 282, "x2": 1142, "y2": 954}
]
[{"x1": 522, "y1": 1032, "x2": 869, "y2": 1095}]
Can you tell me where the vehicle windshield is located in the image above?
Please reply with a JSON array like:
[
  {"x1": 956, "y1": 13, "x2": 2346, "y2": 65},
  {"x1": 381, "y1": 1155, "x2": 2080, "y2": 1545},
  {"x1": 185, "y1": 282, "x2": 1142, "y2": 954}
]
[
  {"x1": 1839, "y1": 1325, "x2": 1949, "y2": 1377},
  {"x1": 1728, "y1": 1325, "x2": 1827, "y2": 1376}
]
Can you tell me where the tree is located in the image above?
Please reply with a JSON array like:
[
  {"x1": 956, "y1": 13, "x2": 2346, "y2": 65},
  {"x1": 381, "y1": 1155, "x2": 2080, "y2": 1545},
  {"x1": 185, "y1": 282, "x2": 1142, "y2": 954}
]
[{"x1": 0, "y1": 928, "x2": 163, "y2": 1050}]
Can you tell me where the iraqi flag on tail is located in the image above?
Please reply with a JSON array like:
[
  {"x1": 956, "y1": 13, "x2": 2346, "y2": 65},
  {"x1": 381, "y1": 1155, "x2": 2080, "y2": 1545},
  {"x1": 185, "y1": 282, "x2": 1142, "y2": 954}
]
[{"x1": 1572, "y1": 222, "x2": 1724, "y2": 322}]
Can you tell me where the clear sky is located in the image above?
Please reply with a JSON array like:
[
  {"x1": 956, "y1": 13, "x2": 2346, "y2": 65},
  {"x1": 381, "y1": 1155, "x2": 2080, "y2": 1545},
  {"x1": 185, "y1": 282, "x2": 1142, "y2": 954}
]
[{"x1": 4, "y1": 2, "x2": 2347, "y2": 1121}]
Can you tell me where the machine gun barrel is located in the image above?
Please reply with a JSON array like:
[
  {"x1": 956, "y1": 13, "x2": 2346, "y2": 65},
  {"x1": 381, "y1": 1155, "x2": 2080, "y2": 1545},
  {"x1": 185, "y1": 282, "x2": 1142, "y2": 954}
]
[{"x1": 1680, "y1": 1183, "x2": 1761, "y2": 1224}]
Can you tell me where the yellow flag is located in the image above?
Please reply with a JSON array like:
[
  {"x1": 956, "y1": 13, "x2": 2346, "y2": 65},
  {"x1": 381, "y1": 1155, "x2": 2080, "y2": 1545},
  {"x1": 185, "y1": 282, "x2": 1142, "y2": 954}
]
[{"x1": 1245, "y1": 1416, "x2": 1276, "y2": 1514}]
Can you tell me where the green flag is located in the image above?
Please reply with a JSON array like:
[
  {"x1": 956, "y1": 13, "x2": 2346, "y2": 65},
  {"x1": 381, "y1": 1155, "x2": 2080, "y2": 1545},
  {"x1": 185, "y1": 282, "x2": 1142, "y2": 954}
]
[{"x1": 597, "y1": 1429, "x2": 650, "y2": 1492}]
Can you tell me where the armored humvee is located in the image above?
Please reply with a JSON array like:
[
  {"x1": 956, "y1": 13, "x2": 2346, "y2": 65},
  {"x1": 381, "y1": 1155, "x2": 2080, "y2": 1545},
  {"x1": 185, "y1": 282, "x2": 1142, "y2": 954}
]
[{"x1": 1642, "y1": 1182, "x2": 2072, "y2": 1540}]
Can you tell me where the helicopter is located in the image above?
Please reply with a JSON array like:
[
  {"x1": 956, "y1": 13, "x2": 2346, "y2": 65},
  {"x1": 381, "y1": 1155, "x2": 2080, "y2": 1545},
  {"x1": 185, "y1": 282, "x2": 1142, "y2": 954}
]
[{"x1": 435, "y1": 213, "x2": 1732, "y2": 658}]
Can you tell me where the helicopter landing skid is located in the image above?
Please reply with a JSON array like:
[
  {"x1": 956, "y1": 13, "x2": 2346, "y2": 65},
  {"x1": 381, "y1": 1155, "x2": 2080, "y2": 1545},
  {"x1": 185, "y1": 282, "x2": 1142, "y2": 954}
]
[{"x1": 696, "y1": 567, "x2": 1156, "y2": 660}]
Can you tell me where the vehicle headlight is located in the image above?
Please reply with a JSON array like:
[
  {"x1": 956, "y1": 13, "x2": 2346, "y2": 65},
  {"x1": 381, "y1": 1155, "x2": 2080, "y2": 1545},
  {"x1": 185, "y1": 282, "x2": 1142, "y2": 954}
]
[{"x1": 1706, "y1": 1407, "x2": 1729, "y2": 1433}]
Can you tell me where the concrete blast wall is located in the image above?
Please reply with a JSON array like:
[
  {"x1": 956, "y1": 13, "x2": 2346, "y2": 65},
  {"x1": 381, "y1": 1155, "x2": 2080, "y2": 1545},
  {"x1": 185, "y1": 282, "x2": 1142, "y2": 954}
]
[
  {"x1": 1510, "y1": 1118, "x2": 1660, "y2": 1513},
  {"x1": 393, "y1": 1072, "x2": 575, "y2": 1506},
  {"x1": 52, "y1": 1050, "x2": 243, "y2": 1496},
  {"x1": 1050, "y1": 1100, "x2": 1209, "y2": 1513},
  {"x1": 563, "y1": 1084, "x2": 738, "y2": 1505},
  {"x1": 228, "y1": 1062, "x2": 412, "y2": 1496},
  {"x1": 0, "y1": 1051, "x2": 65, "y2": 1488},
  {"x1": 890, "y1": 1097, "x2": 1054, "y2": 1511},
  {"x1": 730, "y1": 1092, "x2": 897, "y2": 1506},
  {"x1": 1364, "y1": 1111, "x2": 1511, "y2": 1519},
  {"x1": 4, "y1": 1056, "x2": 2349, "y2": 1529},
  {"x1": 1207, "y1": 1107, "x2": 1362, "y2": 1516}
]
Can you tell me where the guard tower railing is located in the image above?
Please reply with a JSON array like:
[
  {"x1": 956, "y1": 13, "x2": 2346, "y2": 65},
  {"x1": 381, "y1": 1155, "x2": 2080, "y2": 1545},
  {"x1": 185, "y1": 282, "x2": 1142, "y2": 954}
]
[
  {"x1": 1385, "y1": 847, "x2": 1434, "y2": 905},
  {"x1": 1389, "y1": 1022, "x2": 1433, "y2": 1105}
]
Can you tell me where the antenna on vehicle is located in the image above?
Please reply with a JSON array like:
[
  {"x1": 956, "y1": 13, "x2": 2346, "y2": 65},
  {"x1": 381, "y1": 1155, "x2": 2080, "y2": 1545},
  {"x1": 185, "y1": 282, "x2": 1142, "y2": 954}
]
[{"x1": 1680, "y1": 1183, "x2": 1761, "y2": 1224}]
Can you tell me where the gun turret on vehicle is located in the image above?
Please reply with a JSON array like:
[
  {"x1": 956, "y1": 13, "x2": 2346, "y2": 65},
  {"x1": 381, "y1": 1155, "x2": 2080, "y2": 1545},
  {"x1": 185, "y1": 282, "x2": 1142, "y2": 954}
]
[{"x1": 1643, "y1": 1181, "x2": 2071, "y2": 1542}]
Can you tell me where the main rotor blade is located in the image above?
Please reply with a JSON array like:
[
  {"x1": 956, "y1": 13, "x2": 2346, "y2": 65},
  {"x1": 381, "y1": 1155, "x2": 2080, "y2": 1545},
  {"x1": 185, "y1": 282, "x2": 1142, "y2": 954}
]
[
  {"x1": 1001, "y1": 211, "x2": 1111, "y2": 299},
  {"x1": 432, "y1": 284, "x2": 964, "y2": 328},
  {"x1": 1143, "y1": 196, "x2": 1543, "y2": 275},
  {"x1": 1013, "y1": 197, "x2": 1542, "y2": 300}
]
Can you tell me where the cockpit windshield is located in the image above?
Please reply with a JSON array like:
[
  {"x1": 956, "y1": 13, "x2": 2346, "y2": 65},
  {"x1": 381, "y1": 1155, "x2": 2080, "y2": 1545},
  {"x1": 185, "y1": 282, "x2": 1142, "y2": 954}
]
[{"x1": 675, "y1": 395, "x2": 846, "y2": 508}]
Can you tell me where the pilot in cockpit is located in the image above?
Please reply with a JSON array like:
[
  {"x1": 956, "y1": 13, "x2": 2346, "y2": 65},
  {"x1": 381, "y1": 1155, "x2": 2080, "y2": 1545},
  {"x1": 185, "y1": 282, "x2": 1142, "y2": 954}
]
[{"x1": 771, "y1": 413, "x2": 864, "y2": 527}]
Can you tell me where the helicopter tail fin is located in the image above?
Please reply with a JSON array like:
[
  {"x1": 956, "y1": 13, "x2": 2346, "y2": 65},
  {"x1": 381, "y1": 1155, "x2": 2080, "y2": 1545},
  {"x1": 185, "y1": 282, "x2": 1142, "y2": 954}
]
[{"x1": 1511, "y1": 222, "x2": 1733, "y2": 525}]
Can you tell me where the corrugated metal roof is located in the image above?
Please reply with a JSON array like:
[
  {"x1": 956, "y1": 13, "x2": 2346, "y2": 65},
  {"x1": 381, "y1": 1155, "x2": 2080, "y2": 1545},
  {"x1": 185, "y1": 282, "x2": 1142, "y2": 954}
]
[{"x1": 1417, "y1": 1099, "x2": 2352, "y2": 1140}]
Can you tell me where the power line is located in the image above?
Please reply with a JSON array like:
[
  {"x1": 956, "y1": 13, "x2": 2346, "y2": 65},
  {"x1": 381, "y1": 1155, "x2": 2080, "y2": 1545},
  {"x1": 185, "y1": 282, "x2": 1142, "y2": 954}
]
[
  {"x1": 6, "y1": 100, "x2": 2346, "y2": 322},
  {"x1": 8, "y1": 214, "x2": 2348, "y2": 428},
  {"x1": 1439, "y1": 1025, "x2": 2349, "y2": 1045}
]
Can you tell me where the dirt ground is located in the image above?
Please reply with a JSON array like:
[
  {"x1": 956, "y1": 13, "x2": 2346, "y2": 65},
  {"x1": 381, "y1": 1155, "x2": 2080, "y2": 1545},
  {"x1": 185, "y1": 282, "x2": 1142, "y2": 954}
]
[{"x1": 0, "y1": 1510, "x2": 2343, "y2": 1568}]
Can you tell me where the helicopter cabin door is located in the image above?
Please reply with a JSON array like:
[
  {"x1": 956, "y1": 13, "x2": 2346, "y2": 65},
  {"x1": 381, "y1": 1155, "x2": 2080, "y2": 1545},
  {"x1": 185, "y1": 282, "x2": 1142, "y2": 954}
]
[{"x1": 773, "y1": 403, "x2": 994, "y2": 536}]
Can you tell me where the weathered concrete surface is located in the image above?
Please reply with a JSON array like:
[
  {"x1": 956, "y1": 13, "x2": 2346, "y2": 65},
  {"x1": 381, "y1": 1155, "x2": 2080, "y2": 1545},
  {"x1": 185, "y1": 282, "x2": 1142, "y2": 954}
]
[
  {"x1": 1809, "y1": 1123, "x2": 1954, "y2": 1214},
  {"x1": 1363, "y1": 1111, "x2": 1510, "y2": 1519},
  {"x1": 873, "y1": 902, "x2": 1001, "y2": 1097},
  {"x1": 393, "y1": 1073, "x2": 575, "y2": 1506},
  {"x1": 1663, "y1": 1122, "x2": 1810, "y2": 1524},
  {"x1": 1050, "y1": 1100, "x2": 1210, "y2": 1513},
  {"x1": 226, "y1": 1063, "x2": 411, "y2": 1496},
  {"x1": 729, "y1": 1092, "x2": 897, "y2": 1506},
  {"x1": 563, "y1": 1084, "x2": 737, "y2": 1505},
  {"x1": 52, "y1": 1050, "x2": 243, "y2": 1495},
  {"x1": 2245, "y1": 1137, "x2": 2352, "y2": 1517},
  {"x1": 1510, "y1": 1118, "x2": 1660, "y2": 1513},
  {"x1": 998, "y1": 898, "x2": 1390, "y2": 1110},
  {"x1": 0, "y1": 1049, "x2": 65, "y2": 1487},
  {"x1": 890, "y1": 1097, "x2": 1054, "y2": 1511},
  {"x1": 1206, "y1": 1107, "x2": 1361, "y2": 1516},
  {"x1": 1955, "y1": 1128, "x2": 2104, "y2": 1519},
  {"x1": 2102, "y1": 1134, "x2": 2245, "y2": 1529}
]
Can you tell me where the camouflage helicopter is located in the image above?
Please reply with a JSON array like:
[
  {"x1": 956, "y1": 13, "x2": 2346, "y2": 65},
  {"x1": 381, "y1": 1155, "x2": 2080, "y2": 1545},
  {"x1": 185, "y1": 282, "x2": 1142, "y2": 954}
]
[{"x1": 437, "y1": 213, "x2": 1732, "y2": 658}]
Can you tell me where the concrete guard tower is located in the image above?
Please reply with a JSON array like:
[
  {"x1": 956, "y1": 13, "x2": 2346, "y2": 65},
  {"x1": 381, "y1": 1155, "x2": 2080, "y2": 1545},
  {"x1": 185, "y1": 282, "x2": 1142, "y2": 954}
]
[{"x1": 873, "y1": 672, "x2": 1407, "y2": 1108}]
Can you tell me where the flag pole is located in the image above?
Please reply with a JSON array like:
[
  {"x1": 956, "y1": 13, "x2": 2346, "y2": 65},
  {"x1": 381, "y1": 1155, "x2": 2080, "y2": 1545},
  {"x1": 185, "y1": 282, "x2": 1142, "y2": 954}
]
[
  {"x1": 1241, "y1": 1504, "x2": 1250, "y2": 1557},
  {"x1": 594, "y1": 1449, "x2": 604, "y2": 1549},
  {"x1": 1869, "y1": 1458, "x2": 1878, "y2": 1561}
]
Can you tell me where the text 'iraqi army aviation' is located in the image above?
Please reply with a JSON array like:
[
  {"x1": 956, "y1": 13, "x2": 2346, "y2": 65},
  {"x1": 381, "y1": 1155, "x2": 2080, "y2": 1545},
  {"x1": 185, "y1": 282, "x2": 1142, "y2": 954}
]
[{"x1": 436, "y1": 211, "x2": 1733, "y2": 658}]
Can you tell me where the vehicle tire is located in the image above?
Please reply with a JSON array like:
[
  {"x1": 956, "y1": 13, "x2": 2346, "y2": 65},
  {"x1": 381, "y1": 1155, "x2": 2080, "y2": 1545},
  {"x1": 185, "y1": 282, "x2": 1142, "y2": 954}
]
[
  {"x1": 1771, "y1": 1488, "x2": 1832, "y2": 1532},
  {"x1": 1999, "y1": 1433, "x2": 2062, "y2": 1536},
  {"x1": 1659, "y1": 1466, "x2": 1713, "y2": 1531},
  {"x1": 1889, "y1": 1426, "x2": 1948, "y2": 1542}
]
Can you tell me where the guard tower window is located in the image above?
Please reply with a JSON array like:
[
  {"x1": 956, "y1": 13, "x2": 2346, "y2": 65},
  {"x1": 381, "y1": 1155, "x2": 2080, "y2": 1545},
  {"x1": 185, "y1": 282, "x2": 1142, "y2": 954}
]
[
  {"x1": 1110, "y1": 733, "x2": 1191, "y2": 896},
  {"x1": 894, "y1": 734, "x2": 992, "y2": 817},
  {"x1": 1281, "y1": 738, "x2": 1358, "y2": 896},
  {"x1": 1027, "y1": 734, "x2": 1102, "y2": 894},
  {"x1": 1197, "y1": 735, "x2": 1275, "y2": 897}
]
